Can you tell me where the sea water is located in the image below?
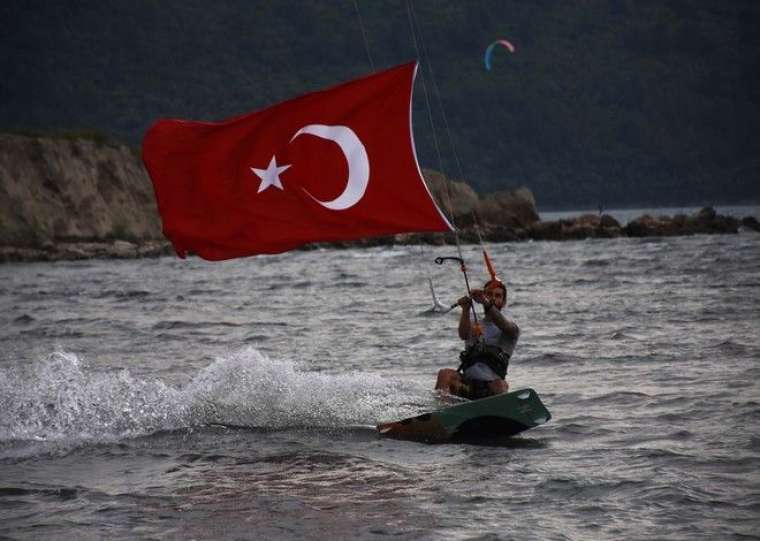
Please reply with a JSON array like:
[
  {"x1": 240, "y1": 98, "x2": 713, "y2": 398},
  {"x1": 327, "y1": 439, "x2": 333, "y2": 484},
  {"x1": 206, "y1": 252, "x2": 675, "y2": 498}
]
[{"x1": 1, "y1": 228, "x2": 759, "y2": 539}]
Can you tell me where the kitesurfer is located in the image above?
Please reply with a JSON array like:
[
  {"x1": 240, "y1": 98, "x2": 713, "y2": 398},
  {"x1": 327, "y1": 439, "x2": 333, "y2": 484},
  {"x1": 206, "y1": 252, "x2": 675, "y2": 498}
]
[{"x1": 434, "y1": 278, "x2": 519, "y2": 400}]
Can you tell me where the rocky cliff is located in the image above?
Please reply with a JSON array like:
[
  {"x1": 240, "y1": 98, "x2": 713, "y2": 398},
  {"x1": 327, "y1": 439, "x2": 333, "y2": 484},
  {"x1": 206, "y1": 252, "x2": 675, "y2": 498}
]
[
  {"x1": 0, "y1": 133, "x2": 170, "y2": 261},
  {"x1": 0, "y1": 133, "x2": 162, "y2": 244}
]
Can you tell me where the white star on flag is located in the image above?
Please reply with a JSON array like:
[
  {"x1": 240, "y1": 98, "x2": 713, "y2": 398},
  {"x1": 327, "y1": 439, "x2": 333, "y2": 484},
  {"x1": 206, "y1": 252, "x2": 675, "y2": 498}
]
[{"x1": 251, "y1": 156, "x2": 291, "y2": 193}]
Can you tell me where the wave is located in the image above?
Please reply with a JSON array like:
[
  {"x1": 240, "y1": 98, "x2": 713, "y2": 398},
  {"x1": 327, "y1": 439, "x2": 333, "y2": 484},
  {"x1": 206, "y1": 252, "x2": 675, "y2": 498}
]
[
  {"x1": 521, "y1": 352, "x2": 586, "y2": 365},
  {"x1": 582, "y1": 258, "x2": 613, "y2": 267},
  {"x1": 0, "y1": 348, "x2": 425, "y2": 452},
  {"x1": 577, "y1": 390, "x2": 653, "y2": 406},
  {"x1": 706, "y1": 339, "x2": 759, "y2": 356},
  {"x1": 609, "y1": 330, "x2": 644, "y2": 341},
  {"x1": 19, "y1": 327, "x2": 87, "y2": 339},
  {"x1": 749, "y1": 436, "x2": 760, "y2": 451},
  {"x1": 571, "y1": 278, "x2": 601, "y2": 285},
  {"x1": 151, "y1": 320, "x2": 248, "y2": 330},
  {"x1": 0, "y1": 485, "x2": 78, "y2": 500},
  {"x1": 608, "y1": 429, "x2": 696, "y2": 447},
  {"x1": 551, "y1": 421, "x2": 615, "y2": 439},
  {"x1": 533, "y1": 476, "x2": 647, "y2": 500},
  {"x1": 12, "y1": 314, "x2": 35, "y2": 325},
  {"x1": 264, "y1": 281, "x2": 314, "y2": 291},
  {"x1": 346, "y1": 248, "x2": 410, "y2": 259},
  {"x1": 92, "y1": 289, "x2": 152, "y2": 300}
]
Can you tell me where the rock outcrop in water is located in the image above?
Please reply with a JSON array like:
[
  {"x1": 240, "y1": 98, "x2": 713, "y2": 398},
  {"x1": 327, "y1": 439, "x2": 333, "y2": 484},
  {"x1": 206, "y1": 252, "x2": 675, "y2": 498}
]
[
  {"x1": 0, "y1": 133, "x2": 756, "y2": 262},
  {"x1": 519, "y1": 207, "x2": 758, "y2": 242}
]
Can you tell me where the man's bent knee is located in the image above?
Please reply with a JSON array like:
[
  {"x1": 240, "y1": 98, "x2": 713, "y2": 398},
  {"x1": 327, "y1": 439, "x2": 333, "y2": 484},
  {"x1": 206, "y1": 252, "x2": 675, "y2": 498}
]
[
  {"x1": 487, "y1": 379, "x2": 508, "y2": 394},
  {"x1": 435, "y1": 368, "x2": 460, "y2": 390}
]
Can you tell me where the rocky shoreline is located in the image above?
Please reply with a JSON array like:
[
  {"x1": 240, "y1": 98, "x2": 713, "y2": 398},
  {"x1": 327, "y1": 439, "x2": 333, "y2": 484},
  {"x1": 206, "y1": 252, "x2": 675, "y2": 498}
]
[
  {"x1": 1, "y1": 134, "x2": 757, "y2": 264},
  {"x1": 2, "y1": 207, "x2": 757, "y2": 264},
  {"x1": 0, "y1": 239, "x2": 173, "y2": 263},
  {"x1": 321, "y1": 206, "x2": 760, "y2": 248},
  {"x1": 482, "y1": 207, "x2": 760, "y2": 243}
]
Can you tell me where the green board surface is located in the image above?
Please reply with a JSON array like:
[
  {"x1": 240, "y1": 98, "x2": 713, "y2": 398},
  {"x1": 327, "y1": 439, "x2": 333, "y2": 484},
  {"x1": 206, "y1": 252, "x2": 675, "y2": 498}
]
[{"x1": 377, "y1": 388, "x2": 551, "y2": 443}]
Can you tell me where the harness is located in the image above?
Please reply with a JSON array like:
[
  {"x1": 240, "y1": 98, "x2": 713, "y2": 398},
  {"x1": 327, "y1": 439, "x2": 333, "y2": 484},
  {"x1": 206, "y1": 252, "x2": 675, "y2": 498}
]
[{"x1": 457, "y1": 341, "x2": 510, "y2": 380}]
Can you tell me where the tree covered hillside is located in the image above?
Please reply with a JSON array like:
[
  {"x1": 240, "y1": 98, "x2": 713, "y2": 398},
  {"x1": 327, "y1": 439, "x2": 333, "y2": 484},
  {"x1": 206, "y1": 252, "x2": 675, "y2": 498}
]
[{"x1": 2, "y1": 0, "x2": 759, "y2": 208}]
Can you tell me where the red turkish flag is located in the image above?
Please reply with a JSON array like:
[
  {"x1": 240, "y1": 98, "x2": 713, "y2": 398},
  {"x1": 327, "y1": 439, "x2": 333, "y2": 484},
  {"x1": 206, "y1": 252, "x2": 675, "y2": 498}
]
[{"x1": 142, "y1": 62, "x2": 453, "y2": 260}]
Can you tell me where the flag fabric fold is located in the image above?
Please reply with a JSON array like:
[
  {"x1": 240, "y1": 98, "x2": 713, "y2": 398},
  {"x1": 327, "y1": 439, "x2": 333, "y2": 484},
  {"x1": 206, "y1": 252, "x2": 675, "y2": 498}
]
[{"x1": 142, "y1": 62, "x2": 453, "y2": 260}]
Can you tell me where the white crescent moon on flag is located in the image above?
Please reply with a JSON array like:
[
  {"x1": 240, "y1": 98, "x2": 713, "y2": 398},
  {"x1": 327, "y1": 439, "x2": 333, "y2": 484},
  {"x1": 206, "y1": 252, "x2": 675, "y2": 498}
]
[{"x1": 290, "y1": 124, "x2": 369, "y2": 210}]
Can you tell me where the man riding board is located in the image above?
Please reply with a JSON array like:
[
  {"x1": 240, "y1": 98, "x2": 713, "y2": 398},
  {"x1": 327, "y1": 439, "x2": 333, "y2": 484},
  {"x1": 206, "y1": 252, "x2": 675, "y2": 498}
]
[{"x1": 435, "y1": 278, "x2": 519, "y2": 400}]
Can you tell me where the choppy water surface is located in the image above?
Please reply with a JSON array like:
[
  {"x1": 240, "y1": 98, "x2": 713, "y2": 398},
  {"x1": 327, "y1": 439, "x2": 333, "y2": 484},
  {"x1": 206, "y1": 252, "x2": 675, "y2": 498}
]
[{"x1": 1, "y1": 231, "x2": 759, "y2": 540}]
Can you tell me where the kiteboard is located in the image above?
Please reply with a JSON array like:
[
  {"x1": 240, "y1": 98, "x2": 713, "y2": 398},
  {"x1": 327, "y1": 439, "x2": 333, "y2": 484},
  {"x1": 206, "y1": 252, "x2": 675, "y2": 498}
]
[{"x1": 377, "y1": 388, "x2": 551, "y2": 443}]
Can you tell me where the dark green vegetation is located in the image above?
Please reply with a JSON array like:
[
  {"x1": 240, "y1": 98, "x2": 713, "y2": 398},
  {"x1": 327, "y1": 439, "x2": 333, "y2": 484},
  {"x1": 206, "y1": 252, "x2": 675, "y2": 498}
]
[{"x1": 2, "y1": 1, "x2": 758, "y2": 208}]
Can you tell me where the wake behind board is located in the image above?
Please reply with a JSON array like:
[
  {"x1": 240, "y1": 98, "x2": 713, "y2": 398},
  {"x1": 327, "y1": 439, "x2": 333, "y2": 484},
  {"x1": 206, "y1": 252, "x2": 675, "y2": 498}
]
[{"x1": 377, "y1": 388, "x2": 551, "y2": 443}]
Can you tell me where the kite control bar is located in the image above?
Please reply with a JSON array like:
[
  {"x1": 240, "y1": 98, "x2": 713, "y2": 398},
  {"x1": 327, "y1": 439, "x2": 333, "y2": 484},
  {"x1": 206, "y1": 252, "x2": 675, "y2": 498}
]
[
  {"x1": 435, "y1": 256, "x2": 472, "y2": 297},
  {"x1": 434, "y1": 257, "x2": 481, "y2": 334}
]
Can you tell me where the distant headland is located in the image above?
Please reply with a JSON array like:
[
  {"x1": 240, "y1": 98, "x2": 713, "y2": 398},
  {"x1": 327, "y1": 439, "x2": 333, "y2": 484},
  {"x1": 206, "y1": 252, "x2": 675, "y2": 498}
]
[{"x1": 1, "y1": 133, "x2": 757, "y2": 263}]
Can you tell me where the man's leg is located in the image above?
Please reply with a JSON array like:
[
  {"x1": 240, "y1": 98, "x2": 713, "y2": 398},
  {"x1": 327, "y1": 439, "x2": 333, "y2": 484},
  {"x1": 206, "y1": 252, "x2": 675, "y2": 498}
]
[
  {"x1": 435, "y1": 368, "x2": 464, "y2": 395},
  {"x1": 487, "y1": 379, "x2": 509, "y2": 395}
]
